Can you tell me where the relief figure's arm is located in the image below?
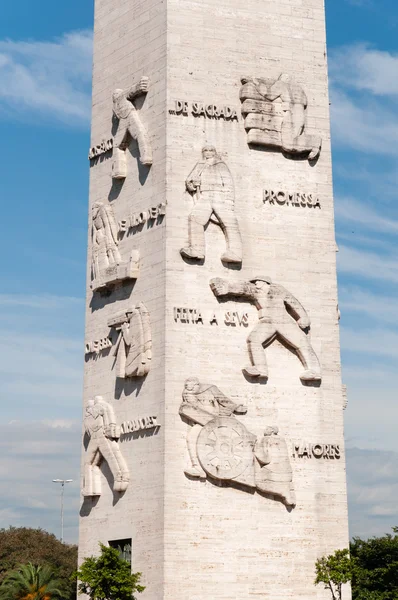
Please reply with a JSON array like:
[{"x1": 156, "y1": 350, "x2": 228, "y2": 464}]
[
  {"x1": 283, "y1": 288, "x2": 310, "y2": 328},
  {"x1": 210, "y1": 278, "x2": 256, "y2": 301},
  {"x1": 126, "y1": 76, "x2": 149, "y2": 100}
]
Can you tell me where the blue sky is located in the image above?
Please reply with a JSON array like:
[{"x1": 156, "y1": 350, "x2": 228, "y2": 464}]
[{"x1": 0, "y1": 0, "x2": 397, "y2": 543}]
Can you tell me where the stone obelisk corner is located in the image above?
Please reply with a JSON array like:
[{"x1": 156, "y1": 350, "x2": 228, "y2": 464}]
[{"x1": 79, "y1": 1, "x2": 350, "y2": 599}]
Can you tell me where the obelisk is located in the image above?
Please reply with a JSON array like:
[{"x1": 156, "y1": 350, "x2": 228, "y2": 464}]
[{"x1": 79, "y1": 1, "x2": 350, "y2": 599}]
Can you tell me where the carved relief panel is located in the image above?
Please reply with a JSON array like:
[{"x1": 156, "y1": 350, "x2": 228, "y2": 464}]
[
  {"x1": 112, "y1": 76, "x2": 153, "y2": 178},
  {"x1": 91, "y1": 202, "x2": 140, "y2": 292},
  {"x1": 179, "y1": 379, "x2": 295, "y2": 507},
  {"x1": 240, "y1": 75, "x2": 322, "y2": 161},
  {"x1": 107, "y1": 303, "x2": 152, "y2": 378},
  {"x1": 83, "y1": 396, "x2": 129, "y2": 497},
  {"x1": 210, "y1": 277, "x2": 321, "y2": 383},
  {"x1": 180, "y1": 145, "x2": 242, "y2": 265}
]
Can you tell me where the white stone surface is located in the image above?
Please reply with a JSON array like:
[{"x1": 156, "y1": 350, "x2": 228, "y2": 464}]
[{"x1": 79, "y1": 1, "x2": 350, "y2": 600}]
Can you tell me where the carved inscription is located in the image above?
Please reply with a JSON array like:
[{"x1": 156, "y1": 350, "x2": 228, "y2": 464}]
[
  {"x1": 292, "y1": 443, "x2": 341, "y2": 459},
  {"x1": 263, "y1": 190, "x2": 321, "y2": 209},
  {"x1": 121, "y1": 416, "x2": 159, "y2": 434},
  {"x1": 118, "y1": 202, "x2": 166, "y2": 234},
  {"x1": 88, "y1": 138, "x2": 113, "y2": 160},
  {"x1": 174, "y1": 307, "x2": 249, "y2": 327},
  {"x1": 169, "y1": 100, "x2": 239, "y2": 121},
  {"x1": 85, "y1": 337, "x2": 113, "y2": 355}
]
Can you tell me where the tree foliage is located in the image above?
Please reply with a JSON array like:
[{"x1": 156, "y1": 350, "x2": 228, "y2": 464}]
[
  {"x1": 315, "y1": 548, "x2": 354, "y2": 600},
  {"x1": 350, "y1": 527, "x2": 398, "y2": 600},
  {"x1": 75, "y1": 544, "x2": 145, "y2": 600},
  {"x1": 0, "y1": 528, "x2": 77, "y2": 600},
  {"x1": 0, "y1": 562, "x2": 66, "y2": 600}
]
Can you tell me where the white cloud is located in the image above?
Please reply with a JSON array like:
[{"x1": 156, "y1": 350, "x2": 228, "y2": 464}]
[
  {"x1": 341, "y1": 326, "x2": 398, "y2": 358},
  {"x1": 346, "y1": 448, "x2": 398, "y2": 538},
  {"x1": 0, "y1": 421, "x2": 81, "y2": 543},
  {"x1": 330, "y1": 44, "x2": 398, "y2": 96},
  {"x1": 338, "y1": 244, "x2": 398, "y2": 283},
  {"x1": 335, "y1": 196, "x2": 398, "y2": 234},
  {"x1": 0, "y1": 30, "x2": 93, "y2": 125},
  {"x1": 329, "y1": 44, "x2": 398, "y2": 155},
  {"x1": 0, "y1": 293, "x2": 84, "y2": 421},
  {"x1": 0, "y1": 294, "x2": 83, "y2": 310},
  {"x1": 330, "y1": 88, "x2": 398, "y2": 156},
  {"x1": 340, "y1": 287, "x2": 398, "y2": 324}
]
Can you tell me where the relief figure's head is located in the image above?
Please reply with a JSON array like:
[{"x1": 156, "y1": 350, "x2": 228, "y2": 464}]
[
  {"x1": 249, "y1": 276, "x2": 272, "y2": 290},
  {"x1": 112, "y1": 89, "x2": 124, "y2": 103},
  {"x1": 202, "y1": 145, "x2": 217, "y2": 160},
  {"x1": 264, "y1": 426, "x2": 279, "y2": 437},
  {"x1": 184, "y1": 377, "x2": 201, "y2": 394}
]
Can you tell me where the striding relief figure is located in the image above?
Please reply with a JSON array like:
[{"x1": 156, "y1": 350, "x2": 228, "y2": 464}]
[
  {"x1": 112, "y1": 76, "x2": 153, "y2": 179},
  {"x1": 181, "y1": 145, "x2": 243, "y2": 265},
  {"x1": 83, "y1": 396, "x2": 129, "y2": 497},
  {"x1": 210, "y1": 276, "x2": 321, "y2": 383}
]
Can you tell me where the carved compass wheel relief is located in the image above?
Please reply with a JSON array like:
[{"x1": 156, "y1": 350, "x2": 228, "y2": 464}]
[{"x1": 197, "y1": 417, "x2": 254, "y2": 480}]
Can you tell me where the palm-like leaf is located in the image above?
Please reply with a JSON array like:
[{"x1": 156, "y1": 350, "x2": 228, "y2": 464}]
[{"x1": 0, "y1": 563, "x2": 66, "y2": 600}]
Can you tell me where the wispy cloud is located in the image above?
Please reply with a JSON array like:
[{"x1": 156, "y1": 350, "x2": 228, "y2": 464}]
[
  {"x1": 0, "y1": 294, "x2": 83, "y2": 310},
  {"x1": 329, "y1": 44, "x2": 398, "y2": 155},
  {"x1": 330, "y1": 44, "x2": 398, "y2": 96},
  {"x1": 347, "y1": 448, "x2": 398, "y2": 538},
  {"x1": 338, "y1": 245, "x2": 398, "y2": 283},
  {"x1": 330, "y1": 88, "x2": 398, "y2": 156},
  {"x1": 340, "y1": 287, "x2": 398, "y2": 324},
  {"x1": 0, "y1": 30, "x2": 93, "y2": 126},
  {"x1": 335, "y1": 196, "x2": 398, "y2": 234},
  {"x1": 0, "y1": 421, "x2": 81, "y2": 543},
  {"x1": 0, "y1": 293, "x2": 84, "y2": 421},
  {"x1": 341, "y1": 326, "x2": 398, "y2": 358}
]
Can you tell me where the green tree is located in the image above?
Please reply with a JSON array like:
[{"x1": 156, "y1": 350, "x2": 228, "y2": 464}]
[
  {"x1": 75, "y1": 544, "x2": 145, "y2": 600},
  {"x1": 315, "y1": 548, "x2": 354, "y2": 600},
  {"x1": 350, "y1": 527, "x2": 398, "y2": 600},
  {"x1": 0, "y1": 528, "x2": 77, "y2": 600},
  {"x1": 0, "y1": 563, "x2": 66, "y2": 600}
]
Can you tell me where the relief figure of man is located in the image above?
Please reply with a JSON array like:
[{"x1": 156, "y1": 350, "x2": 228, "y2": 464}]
[
  {"x1": 91, "y1": 202, "x2": 121, "y2": 285},
  {"x1": 210, "y1": 276, "x2": 321, "y2": 382},
  {"x1": 83, "y1": 396, "x2": 129, "y2": 497},
  {"x1": 254, "y1": 426, "x2": 296, "y2": 507},
  {"x1": 181, "y1": 145, "x2": 242, "y2": 264},
  {"x1": 179, "y1": 377, "x2": 247, "y2": 478},
  {"x1": 240, "y1": 74, "x2": 322, "y2": 161},
  {"x1": 112, "y1": 76, "x2": 153, "y2": 178},
  {"x1": 110, "y1": 303, "x2": 152, "y2": 379}
]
